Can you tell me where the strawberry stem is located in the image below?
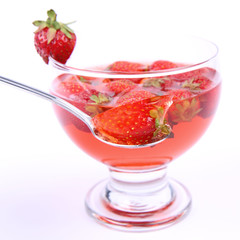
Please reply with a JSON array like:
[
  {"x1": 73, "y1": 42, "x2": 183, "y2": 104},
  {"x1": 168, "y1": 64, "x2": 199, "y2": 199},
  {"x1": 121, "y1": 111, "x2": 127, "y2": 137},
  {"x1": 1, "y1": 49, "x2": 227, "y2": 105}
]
[{"x1": 47, "y1": 9, "x2": 57, "y2": 22}]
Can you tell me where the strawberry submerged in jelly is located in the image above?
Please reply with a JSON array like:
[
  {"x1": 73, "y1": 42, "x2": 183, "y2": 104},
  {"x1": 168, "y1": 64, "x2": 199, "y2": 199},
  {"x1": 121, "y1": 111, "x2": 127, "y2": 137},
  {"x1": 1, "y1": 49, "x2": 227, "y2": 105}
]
[
  {"x1": 171, "y1": 67, "x2": 216, "y2": 83},
  {"x1": 141, "y1": 77, "x2": 173, "y2": 92},
  {"x1": 107, "y1": 61, "x2": 147, "y2": 73},
  {"x1": 168, "y1": 89, "x2": 202, "y2": 123},
  {"x1": 116, "y1": 90, "x2": 156, "y2": 106},
  {"x1": 51, "y1": 59, "x2": 219, "y2": 146},
  {"x1": 149, "y1": 60, "x2": 178, "y2": 71},
  {"x1": 182, "y1": 76, "x2": 213, "y2": 92},
  {"x1": 51, "y1": 74, "x2": 111, "y2": 131},
  {"x1": 105, "y1": 79, "x2": 137, "y2": 96}
]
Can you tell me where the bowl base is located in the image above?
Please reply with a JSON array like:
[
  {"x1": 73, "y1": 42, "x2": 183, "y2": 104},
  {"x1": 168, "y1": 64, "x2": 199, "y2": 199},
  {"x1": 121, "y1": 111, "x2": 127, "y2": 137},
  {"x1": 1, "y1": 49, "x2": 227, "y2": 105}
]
[{"x1": 85, "y1": 178, "x2": 191, "y2": 232}]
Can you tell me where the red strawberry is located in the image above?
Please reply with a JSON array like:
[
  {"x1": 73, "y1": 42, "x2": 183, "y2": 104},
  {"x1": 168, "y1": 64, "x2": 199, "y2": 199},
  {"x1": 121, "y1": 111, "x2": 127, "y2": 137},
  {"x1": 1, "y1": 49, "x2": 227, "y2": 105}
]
[
  {"x1": 171, "y1": 67, "x2": 215, "y2": 82},
  {"x1": 60, "y1": 90, "x2": 110, "y2": 131},
  {"x1": 51, "y1": 74, "x2": 88, "y2": 131},
  {"x1": 33, "y1": 9, "x2": 76, "y2": 64},
  {"x1": 92, "y1": 96, "x2": 172, "y2": 145},
  {"x1": 116, "y1": 90, "x2": 156, "y2": 106},
  {"x1": 182, "y1": 76, "x2": 213, "y2": 92},
  {"x1": 52, "y1": 73, "x2": 111, "y2": 106},
  {"x1": 168, "y1": 89, "x2": 202, "y2": 123},
  {"x1": 107, "y1": 61, "x2": 147, "y2": 73},
  {"x1": 105, "y1": 79, "x2": 136, "y2": 95},
  {"x1": 51, "y1": 73, "x2": 111, "y2": 131},
  {"x1": 170, "y1": 89, "x2": 193, "y2": 101},
  {"x1": 149, "y1": 60, "x2": 177, "y2": 71},
  {"x1": 107, "y1": 61, "x2": 147, "y2": 84},
  {"x1": 198, "y1": 83, "x2": 221, "y2": 118},
  {"x1": 51, "y1": 74, "x2": 87, "y2": 99},
  {"x1": 70, "y1": 87, "x2": 111, "y2": 117},
  {"x1": 141, "y1": 77, "x2": 173, "y2": 92}
]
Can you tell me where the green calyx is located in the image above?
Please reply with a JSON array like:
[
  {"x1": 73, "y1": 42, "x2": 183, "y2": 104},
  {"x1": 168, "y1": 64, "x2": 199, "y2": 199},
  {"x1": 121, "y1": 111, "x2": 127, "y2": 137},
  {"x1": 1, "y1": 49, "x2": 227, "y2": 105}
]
[
  {"x1": 149, "y1": 107, "x2": 171, "y2": 137},
  {"x1": 182, "y1": 78, "x2": 201, "y2": 91},
  {"x1": 90, "y1": 93, "x2": 110, "y2": 105},
  {"x1": 33, "y1": 9, "x2": 75, "y2": 44},
  {"x1": 143, "y1": 77, "x2": 169, "y2": 88}
]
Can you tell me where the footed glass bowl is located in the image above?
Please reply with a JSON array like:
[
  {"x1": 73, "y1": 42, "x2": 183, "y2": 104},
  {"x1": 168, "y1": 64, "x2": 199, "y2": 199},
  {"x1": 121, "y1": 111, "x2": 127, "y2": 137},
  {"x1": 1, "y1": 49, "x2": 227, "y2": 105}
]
[{"x1": 49, "y1": 34, "x2": 221, "y2": 231}]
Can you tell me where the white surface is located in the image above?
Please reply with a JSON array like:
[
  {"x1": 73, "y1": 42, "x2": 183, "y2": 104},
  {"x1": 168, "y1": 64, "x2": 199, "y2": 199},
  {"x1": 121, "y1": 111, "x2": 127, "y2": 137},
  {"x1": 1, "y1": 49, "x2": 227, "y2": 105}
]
[{"x1": 0, "y1": 0, "x2": 239, "y2": 239}]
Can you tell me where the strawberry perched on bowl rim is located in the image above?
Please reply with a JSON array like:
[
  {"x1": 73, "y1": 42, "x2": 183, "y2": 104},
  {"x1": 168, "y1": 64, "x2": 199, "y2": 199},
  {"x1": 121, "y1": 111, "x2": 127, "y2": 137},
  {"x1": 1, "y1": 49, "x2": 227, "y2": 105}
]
[{"x1": 33, "y1": 9, "x2": 76, "y2": 64}]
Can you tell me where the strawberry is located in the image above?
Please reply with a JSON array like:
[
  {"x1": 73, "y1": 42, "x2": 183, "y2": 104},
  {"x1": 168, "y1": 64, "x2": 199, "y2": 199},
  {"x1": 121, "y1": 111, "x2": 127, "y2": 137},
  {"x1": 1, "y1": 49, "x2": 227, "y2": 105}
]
[
  {"x1": 182, "y1": 76, "x2": 213, "y2": 92},
  {"x1": 168, "y1": 89, "x2": 202, "y2": 123},
  {"x1": 170, "y1": 89, "x2": 193, "y2": 101},
  {"x1": 171, "y1": 67, "x2": 215, "y2": 82},
  {"x1": 107, "y1": 61, "x2": 147, "y2": 73},
  {"x1": 149, "y1": 60, "x2": 177, "y2": 71},
  {"x1": 198, "y1": 84, "x2": 221, "y2": 118},
  {"x1": 51, "y1": 73, "x2": 111, "y2": 131},
  {"x1": 51, "y1": 74, "x2": 87, "y2": 99},
  {"x1": 33, "y1": 9, "x2": 76, "y2": 64},
  {"x1": 116, "y1": 90, "x2": 156, "y2": 106},
  {"x1": 105, "y1": 79, "x2": 136, "y2": 95},
  {"x1": 141, "y1": 77, "x2": 173, "y2": 92},
  {"x1": 58, "y1": 91, "x2": 110, "y2": 132},
  {"x1": 92, "y1": 96, "x2": 172, "y2": 145},
  {"x1": 52, "y1": 73, "x2": 111, "y2": 107},
  {"x1": 107, "y1": 61, "x2": 147, "y2": 84},
  {"x1": 72, "y1": 87, "x2": 111, "y2": 117}
]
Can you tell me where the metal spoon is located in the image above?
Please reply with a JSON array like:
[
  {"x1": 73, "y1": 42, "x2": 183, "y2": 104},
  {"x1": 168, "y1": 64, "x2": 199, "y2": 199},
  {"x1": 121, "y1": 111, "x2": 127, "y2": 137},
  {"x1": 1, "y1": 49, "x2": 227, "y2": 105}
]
[{"x1": 0, "y1": 75, "x2": 170, "y2": 149}]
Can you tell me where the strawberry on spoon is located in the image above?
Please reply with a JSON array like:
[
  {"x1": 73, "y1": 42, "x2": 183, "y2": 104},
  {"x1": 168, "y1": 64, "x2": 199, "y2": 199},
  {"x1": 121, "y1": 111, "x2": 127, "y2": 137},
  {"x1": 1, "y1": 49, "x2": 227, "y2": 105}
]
[
  {"x1": 33, "y1": 9, "x2": 76, "y2": 64},
  {"x1": 92, "y1": 95, "x2": 172, "y2": 145}
]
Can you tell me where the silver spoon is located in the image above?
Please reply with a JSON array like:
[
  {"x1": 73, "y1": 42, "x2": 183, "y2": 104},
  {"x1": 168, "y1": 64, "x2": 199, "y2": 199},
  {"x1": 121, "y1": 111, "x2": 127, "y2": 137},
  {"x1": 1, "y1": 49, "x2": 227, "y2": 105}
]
[{"x1": 0, "y1": 75, "x2": 170, "y2": 149}]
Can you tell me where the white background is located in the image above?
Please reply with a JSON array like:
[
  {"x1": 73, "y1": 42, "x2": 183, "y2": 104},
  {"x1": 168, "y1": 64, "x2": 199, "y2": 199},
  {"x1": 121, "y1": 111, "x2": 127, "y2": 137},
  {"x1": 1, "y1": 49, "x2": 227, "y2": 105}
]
[{"x1": 0, "y1": 0, "x2": 239, "y2": 239}]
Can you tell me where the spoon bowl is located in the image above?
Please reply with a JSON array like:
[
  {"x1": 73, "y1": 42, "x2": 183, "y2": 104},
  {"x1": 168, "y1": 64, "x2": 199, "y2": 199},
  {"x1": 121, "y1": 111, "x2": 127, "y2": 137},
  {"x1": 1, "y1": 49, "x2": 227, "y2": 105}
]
[{"x1": 0, "y1": 75, "x2": 170, "y2": 149}]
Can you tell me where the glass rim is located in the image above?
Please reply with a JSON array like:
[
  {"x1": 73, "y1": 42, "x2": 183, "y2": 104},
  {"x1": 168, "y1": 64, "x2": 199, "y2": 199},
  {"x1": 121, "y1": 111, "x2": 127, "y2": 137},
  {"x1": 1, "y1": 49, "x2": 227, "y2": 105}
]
[{"x1": 49, "y1": 38, "x2": 219, "y2": 79}]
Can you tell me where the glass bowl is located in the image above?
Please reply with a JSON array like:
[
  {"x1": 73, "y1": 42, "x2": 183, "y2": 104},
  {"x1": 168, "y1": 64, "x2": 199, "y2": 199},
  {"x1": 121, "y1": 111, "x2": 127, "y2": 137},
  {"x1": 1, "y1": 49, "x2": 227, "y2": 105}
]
[{"x1": 49, "y1": 34, "x2": 221, "y2": 231}]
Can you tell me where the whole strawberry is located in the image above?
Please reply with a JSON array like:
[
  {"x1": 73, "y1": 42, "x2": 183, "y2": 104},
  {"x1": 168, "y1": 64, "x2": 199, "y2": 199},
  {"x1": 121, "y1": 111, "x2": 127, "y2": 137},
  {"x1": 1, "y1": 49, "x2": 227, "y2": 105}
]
[
  {"x1": 107, "y1": 61, "x2": 147, "y2": 73},
  {"x1": 92, "y1": 96, "x2": 172, "y2": 145},
  {"x1": 33, "y1": 9, "x2": 76, "y2": 64},
  {"x1": 181, "y1": 76, "x2": 212, "y2": 92},
  {"x1": 105, "y1": 79, "x2": 136, "y2": 95},
  {"x1": 149, "y1": 60, "x2": 177, "y2": 71},
  {"x1": 116, "y1": 90, "x2": 156, "y2": 106},
  {"x1": 168, "y1": 89, "x2": 202, "y2": 123}
]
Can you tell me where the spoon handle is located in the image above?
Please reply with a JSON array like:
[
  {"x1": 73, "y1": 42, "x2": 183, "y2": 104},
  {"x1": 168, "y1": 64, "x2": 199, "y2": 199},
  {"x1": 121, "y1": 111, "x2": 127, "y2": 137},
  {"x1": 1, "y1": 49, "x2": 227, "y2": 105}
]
[{"x1": 0, "y1": 75, "x2": 92, "y2": 128}]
